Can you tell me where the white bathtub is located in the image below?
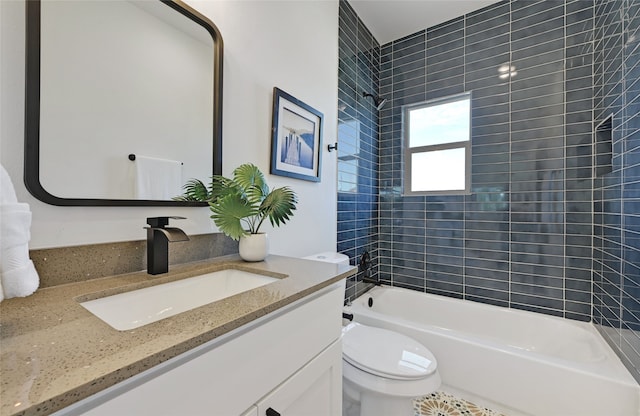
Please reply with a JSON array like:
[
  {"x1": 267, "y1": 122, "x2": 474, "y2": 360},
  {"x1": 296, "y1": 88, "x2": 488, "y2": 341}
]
[{"x1": 344, "y1": 286, "x2": 640, "y2": 416}]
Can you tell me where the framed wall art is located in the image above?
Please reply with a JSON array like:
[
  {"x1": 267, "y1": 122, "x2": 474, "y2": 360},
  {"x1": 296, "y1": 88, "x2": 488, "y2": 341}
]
[{"x1": 270, "y1": 87, "x2": 323, "y2": 182}]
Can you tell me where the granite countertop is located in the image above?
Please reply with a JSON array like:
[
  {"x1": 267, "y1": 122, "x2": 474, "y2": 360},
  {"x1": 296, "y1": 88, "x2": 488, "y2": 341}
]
[{"x1": 0, "y1": 255, "x2": 355, "y2": 416}]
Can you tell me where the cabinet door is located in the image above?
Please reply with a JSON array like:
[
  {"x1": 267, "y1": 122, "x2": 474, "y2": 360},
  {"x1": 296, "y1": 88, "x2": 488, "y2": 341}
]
[{"x1": 256, "y1": 340, "x2": 342, "y2": 416}]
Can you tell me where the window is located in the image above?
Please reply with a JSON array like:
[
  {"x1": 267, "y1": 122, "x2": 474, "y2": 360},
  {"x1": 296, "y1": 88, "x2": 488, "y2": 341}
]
[{"x1": 404, "y1": 93, "x2": 471, "y2": 195}]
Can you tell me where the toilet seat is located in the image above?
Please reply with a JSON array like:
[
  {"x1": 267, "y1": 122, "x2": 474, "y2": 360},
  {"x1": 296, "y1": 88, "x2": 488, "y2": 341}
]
[{"x1": 342, "y1": 322, "x2": 437, "y2": 380}]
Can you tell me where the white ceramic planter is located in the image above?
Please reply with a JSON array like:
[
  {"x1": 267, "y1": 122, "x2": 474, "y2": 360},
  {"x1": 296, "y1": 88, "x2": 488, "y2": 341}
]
[{"x1": 238, "y1": 233, "x2": 269, "y2": 262}]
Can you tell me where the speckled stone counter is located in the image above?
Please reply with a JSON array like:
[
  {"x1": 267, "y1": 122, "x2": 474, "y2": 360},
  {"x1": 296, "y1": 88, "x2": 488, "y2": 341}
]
[{"x1": 0, "y1": 255, "x2": 355, "y2": 416}]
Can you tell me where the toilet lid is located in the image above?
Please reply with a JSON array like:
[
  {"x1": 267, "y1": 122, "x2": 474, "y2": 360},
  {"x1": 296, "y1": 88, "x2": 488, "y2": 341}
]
[{"x1": 342, "y1": 322, "x2": 437, "y2": 380}]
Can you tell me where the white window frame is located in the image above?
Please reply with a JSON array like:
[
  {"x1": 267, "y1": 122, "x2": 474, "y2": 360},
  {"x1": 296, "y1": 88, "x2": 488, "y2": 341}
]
[{"x1": 403, "y1": 92, "x2": 472, "y2": 196}]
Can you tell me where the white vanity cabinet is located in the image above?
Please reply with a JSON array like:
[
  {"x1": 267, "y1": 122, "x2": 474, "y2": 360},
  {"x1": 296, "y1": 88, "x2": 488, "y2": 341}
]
[{"x1": 55, "y1": 280, "x2": 345, "y2": 416}]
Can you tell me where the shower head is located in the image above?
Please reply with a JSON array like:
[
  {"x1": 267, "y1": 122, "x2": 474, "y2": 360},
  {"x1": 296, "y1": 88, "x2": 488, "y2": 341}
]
[{"x1": 362, "y1": 92, "x2": 387, "y2": 110}]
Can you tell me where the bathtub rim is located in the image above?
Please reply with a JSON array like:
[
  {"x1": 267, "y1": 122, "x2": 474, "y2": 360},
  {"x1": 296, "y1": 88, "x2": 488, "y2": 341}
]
[{"x1": 345, "y1": 284, "x2": 638, "y2": 387}]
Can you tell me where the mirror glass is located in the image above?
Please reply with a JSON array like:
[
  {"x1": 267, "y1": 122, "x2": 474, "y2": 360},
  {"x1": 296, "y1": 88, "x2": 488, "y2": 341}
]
[{"x1": 25, "y1": 0, "x2": 223, "y2": 206}]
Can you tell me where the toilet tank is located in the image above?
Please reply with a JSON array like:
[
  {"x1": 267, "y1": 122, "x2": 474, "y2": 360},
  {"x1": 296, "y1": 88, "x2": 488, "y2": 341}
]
[{"x1": 303, "y1": 252, "x2": 350, "y2": 266}]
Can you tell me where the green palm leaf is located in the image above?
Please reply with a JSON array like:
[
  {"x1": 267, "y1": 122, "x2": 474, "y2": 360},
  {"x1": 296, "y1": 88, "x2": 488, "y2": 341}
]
[
  {"x1": 260, "y1": 186, "x2": 297, "y2": 227},
  {"x1": 233, "y1": 164, "x2": 269, "y2": 205},
  {"x1": 174, "y1": 179, "x2": 211, "y2": 201},
  {"x1": 209, "y1": 194, "x2": 258, "y2": 240},
  {"x1": 209, "y1": 175, "x2": 239, "y2": 200},
  {"x1": 177, "y1": 163, "x2": 297, "y2": 240}
]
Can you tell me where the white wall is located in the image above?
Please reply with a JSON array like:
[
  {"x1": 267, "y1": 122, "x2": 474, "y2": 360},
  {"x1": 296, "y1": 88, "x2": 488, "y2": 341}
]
[{"x1": 0, "y1": 0, "x2": 339, "y2": 257}]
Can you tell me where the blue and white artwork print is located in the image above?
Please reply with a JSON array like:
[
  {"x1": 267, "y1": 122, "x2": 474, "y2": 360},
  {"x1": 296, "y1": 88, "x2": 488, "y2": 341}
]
[
  {"x1": 280, "y1": 108, "x2": 315, "y2": 169},
  {"x1": 271, "y1": 87, "x2": 323, "y2": 182}
]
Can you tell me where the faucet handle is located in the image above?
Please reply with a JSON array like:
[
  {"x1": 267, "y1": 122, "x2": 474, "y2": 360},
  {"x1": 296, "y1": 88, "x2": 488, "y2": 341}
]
[{"x1": 146, "y1": 216, "x2": 187, "y2": 228}]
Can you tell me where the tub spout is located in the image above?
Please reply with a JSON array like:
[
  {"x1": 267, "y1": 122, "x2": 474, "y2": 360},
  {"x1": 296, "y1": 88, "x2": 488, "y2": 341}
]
[
  {"x1": 362, "y1": 276, "x2": 381, "y2": 285},
  {"x1": 360, "y1": 250, "x2": 380, "y2": 285}
]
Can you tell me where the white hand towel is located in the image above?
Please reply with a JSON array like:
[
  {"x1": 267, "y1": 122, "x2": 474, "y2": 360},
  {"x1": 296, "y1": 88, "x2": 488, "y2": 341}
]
[
  {"x1": 0, "y1": 260, "x2": 39, "y2": 298},
  {"x1": 1, "y1": 204, "x2": 32, "y2": 248},
  {"x1": 1, "y1": 164, "x2": 18, "y2": 204},
  {"x1": 134, "y1": 155, "x2": 183, "y2": 200},
  {"x1": 1, "y1": 205, "x2": 40, "y2": 298},
  {"x1": 0, "y1": 164, "x2": 40, "y2": 300}
]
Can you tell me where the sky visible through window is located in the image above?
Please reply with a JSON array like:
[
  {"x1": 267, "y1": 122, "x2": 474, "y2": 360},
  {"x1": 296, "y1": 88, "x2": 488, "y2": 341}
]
[
  {"x1": 409, "y1": 98, "x2": 470, "y2": 147},
  {"x1": 407, "y1": 95, "x2": 470, "y2": 193}
]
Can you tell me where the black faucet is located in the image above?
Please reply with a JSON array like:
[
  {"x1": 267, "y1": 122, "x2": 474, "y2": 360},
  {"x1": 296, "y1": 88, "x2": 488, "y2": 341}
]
[
  {"x1": 145, "y1": 216, "x2": 189, "y2": 275},
  {"x1": 360, "y1": 251, "x2": 380, "y2": 285}
]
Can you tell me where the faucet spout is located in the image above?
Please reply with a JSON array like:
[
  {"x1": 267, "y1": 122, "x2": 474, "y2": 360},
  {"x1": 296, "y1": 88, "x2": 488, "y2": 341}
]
[
  {"x1": 156, "y1": 227, "x2": 189, "y2": 242},
  {"x1": 145, "y1": 216, "x2": 189, "y2": 275}
]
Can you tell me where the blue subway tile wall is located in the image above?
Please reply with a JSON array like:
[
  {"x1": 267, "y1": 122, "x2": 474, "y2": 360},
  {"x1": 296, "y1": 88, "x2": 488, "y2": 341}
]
[
  {"x1": 339, "y1": 0, "x2": 640, "y2": 381},
  {"x1": 378, "y1": 0, "x2": 595, "y2": 319},
  {"x1": 593, "y1": 0, "x2": 640, "y2": 382},
  {"x1": 509, "y1": 0, "x2": 568, "y2": 319},
  {"x1": 338, "y1": 0, "x2": 380, "y2": 301},
  {"x1": 565, "y1": 0, "x2": 595, "y2": 323}
]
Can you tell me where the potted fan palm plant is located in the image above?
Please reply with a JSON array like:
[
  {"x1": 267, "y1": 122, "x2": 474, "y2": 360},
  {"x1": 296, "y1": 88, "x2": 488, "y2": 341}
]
[{"x1": 177, "y1": 163, "x2": 297, "y2": 261}]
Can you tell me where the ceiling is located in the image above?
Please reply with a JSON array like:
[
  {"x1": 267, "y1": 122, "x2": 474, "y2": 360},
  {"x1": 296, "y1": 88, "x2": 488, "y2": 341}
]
[{"x1": 348, "y1": 0, "x2": 502, "y2": 45}]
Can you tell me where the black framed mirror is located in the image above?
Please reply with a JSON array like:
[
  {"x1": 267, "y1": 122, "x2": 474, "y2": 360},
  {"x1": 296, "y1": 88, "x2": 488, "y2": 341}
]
[{"x1": 24, "y1": 0, "x2": 223, "y2": 206}]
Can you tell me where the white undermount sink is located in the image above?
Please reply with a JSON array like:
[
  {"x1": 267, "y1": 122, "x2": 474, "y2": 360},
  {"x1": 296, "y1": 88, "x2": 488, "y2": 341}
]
[{"x1": 80, "y1": 269, "x2": 279, "y2": 330}]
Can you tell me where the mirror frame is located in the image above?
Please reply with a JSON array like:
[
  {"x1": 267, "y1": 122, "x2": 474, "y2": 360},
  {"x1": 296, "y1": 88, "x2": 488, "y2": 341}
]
[{"x1": 24, "y1": 0, "x2": 223, "y2": 206}]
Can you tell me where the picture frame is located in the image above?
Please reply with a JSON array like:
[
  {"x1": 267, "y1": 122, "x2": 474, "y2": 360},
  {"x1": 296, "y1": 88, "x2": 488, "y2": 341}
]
[{"x1": 270, "y1": 87, "x2": 323, "y2": 182}]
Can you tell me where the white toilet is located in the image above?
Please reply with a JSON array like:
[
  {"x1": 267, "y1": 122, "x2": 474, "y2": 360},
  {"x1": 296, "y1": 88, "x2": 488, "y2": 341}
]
[
  {"x1": 302, "y1": 252, "x2": 441, "y2": 416},
  {"x1": 341, "y1": 322, "x2": 441, "y2": 416}
]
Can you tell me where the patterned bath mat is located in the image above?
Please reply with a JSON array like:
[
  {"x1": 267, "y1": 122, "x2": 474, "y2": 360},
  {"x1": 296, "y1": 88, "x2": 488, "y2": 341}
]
[{"x1": 415, "y1": 391, "x2": 507, "y2": 416}]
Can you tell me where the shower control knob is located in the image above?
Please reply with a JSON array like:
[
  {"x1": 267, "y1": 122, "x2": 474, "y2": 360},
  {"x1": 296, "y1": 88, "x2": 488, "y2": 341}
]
[{"x1": 266, "y1": 408, "x2": 281, "y2": 416}]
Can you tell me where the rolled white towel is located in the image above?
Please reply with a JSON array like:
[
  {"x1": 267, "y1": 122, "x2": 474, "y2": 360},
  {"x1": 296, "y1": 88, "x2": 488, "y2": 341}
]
[
  {"x1": 0, "y1": 203, "x2": 40, "y2": 300},
  {"x1": 0, "y1": 164, "x2": 18, "y2": 204},
  {"x1": 0, "y1": 260, "x2": 39, "y2": 298},
  {"x1": 1, "y1": 204, "x2": 32, "y2": 249},
  {"x1": 2, "y1": 244, "x2": 30, "y2": 271}
]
